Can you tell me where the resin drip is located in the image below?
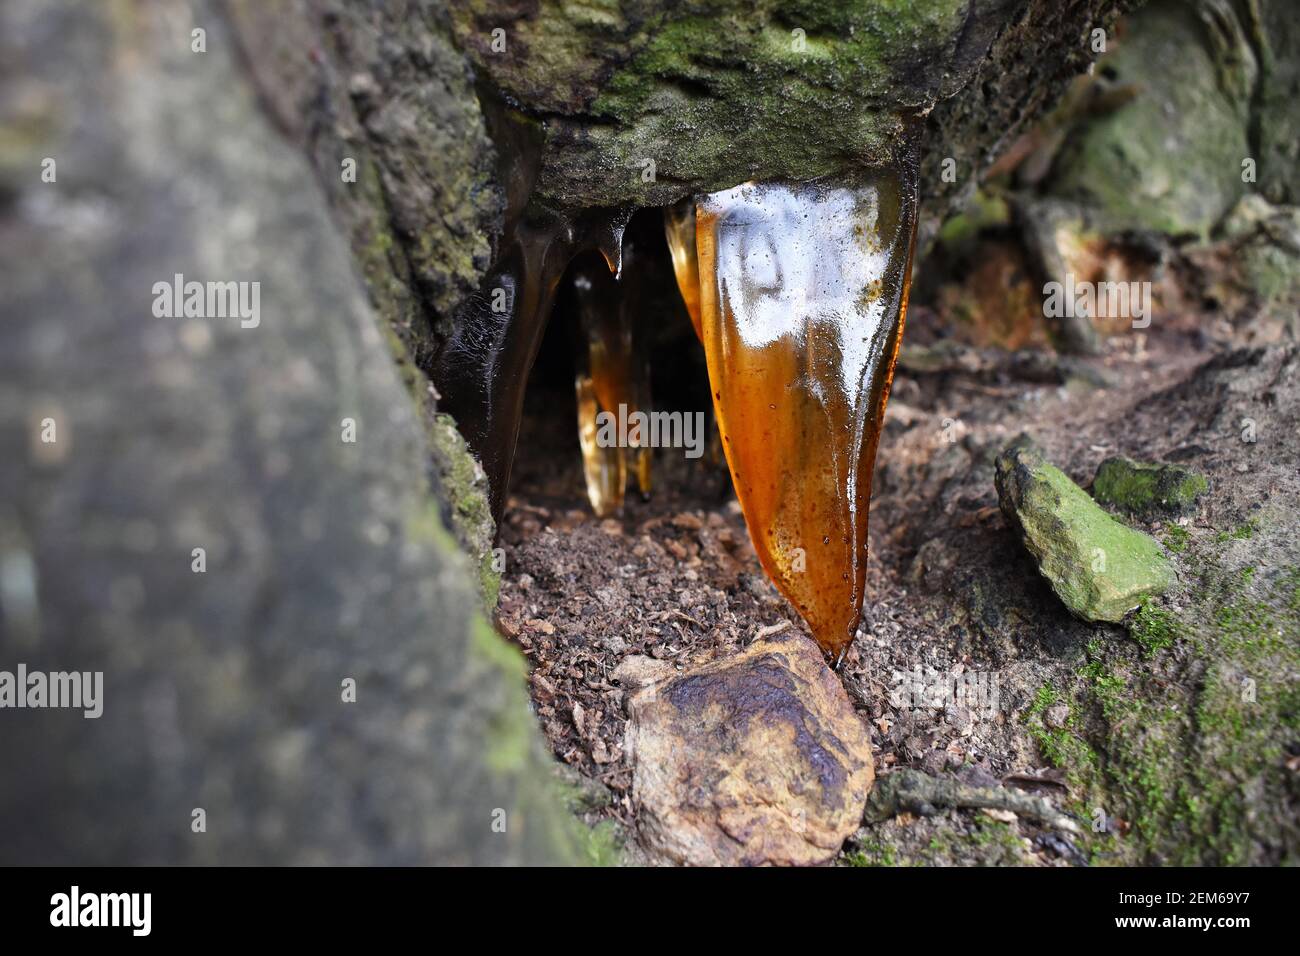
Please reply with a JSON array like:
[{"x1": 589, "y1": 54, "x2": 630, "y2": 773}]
[
  {"x1": 664, "y1": 198, "x2": 703, "y2": 341},
  {"x1": 665, "y1": 198, "x2": 726, "y2": 468},
  {"x1": 571, "y1": 249, "x2": 653, "y2": 516},
  {"x1": 432, "y1": 98, "x2": 630, "y2": 524},
  {"x1": 695, "y1": 167, "x2": 918, "y2": 664}
]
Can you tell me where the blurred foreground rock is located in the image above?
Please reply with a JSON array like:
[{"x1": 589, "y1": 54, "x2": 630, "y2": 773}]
[
  {"x1": 0, "y1": 0, "x2": 585, "y2": 864},
  {"x1": 627, "y1": 630, "x2": 874, "y2": 866}
]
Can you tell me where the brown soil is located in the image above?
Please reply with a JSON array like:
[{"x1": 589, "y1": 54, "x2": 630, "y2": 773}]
[{"x1": 495, "y1": 293, "x2": 1284, "y2": 860}]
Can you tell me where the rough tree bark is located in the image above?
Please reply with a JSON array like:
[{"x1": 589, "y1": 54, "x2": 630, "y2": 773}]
[{"x1": 0, "y1": 0, "x2": 588, "y2": 865}]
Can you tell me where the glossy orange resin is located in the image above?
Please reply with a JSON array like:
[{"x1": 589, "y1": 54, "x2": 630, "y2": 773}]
[
  {"x1": 572, "y1": 258, "x2": 652, "y2": 516},
  {"x1": 695, "y1": 171, "x2": 917, "y2": 663},
  {"x1": 664, "y1": 198, "x2": 704, "y2": 341}
]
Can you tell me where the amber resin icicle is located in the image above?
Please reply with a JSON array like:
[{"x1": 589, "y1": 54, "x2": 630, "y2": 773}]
[
  {"x1": 571, "y1": 251, "x2": 653, "y2": 516},
  {"x1": 664, "y1": 198, "x2": 704, "y2": 342},
  {"x1": 695, "y1": 163, "x2": 918, "y2": 664},
  {"x1": 665, "y1": 198, "x2": 727, "y2": 468}
]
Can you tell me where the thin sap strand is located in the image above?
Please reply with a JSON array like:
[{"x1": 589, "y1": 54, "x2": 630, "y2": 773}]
[{"x1": 695, "y1": 171, "x2": 917, "y2": 664}]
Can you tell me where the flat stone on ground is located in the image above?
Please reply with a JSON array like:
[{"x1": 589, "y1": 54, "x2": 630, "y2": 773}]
[{"x1": 627, "y1": 630, "x2": 874, "y2": 866}]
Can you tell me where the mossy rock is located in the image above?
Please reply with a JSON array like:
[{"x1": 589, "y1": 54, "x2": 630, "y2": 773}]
[
  {"x1": 429, "y1": 412, "x2": 501, "y2": 608},
  {"x1": 1046, "y1": 0, "x2": 1253, "y2": 238},
  {"x1": 995, "y1": 437, "x2": 1173, "y2": 622},
  {"x1": 1092, "y1": 456, "x2": 1209, "y2": 518},
  {"x1": 1255, "y1": 0, "x2": 1300, "y2": 206}
]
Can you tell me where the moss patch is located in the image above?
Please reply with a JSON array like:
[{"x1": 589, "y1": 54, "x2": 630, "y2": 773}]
[
  {"x1": 429, "y1": 413, "x2": 500, "y2": 608},
  {"x1": 1092, "y1": 456, "x2": 1209, "y2": 518},
  {"x1": 843, "y1": 840, "x2": 904, "y2": 867},
  {"x1": 1027, "y1": 526, "x2": 1300, "y2": 864},
  {"x1": 1129, "y1": 603, "x2": 1180, "y2": 658},
  {"x1": 1215, "y1": 518, "x2": 1259, "y2": 543},
  {"x1": 1023, "y1": 684, "x2": 1098, "y2": 786},
  {"x1": 1162, "y1": 522, "x2": 1191, "y2": 554}
]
